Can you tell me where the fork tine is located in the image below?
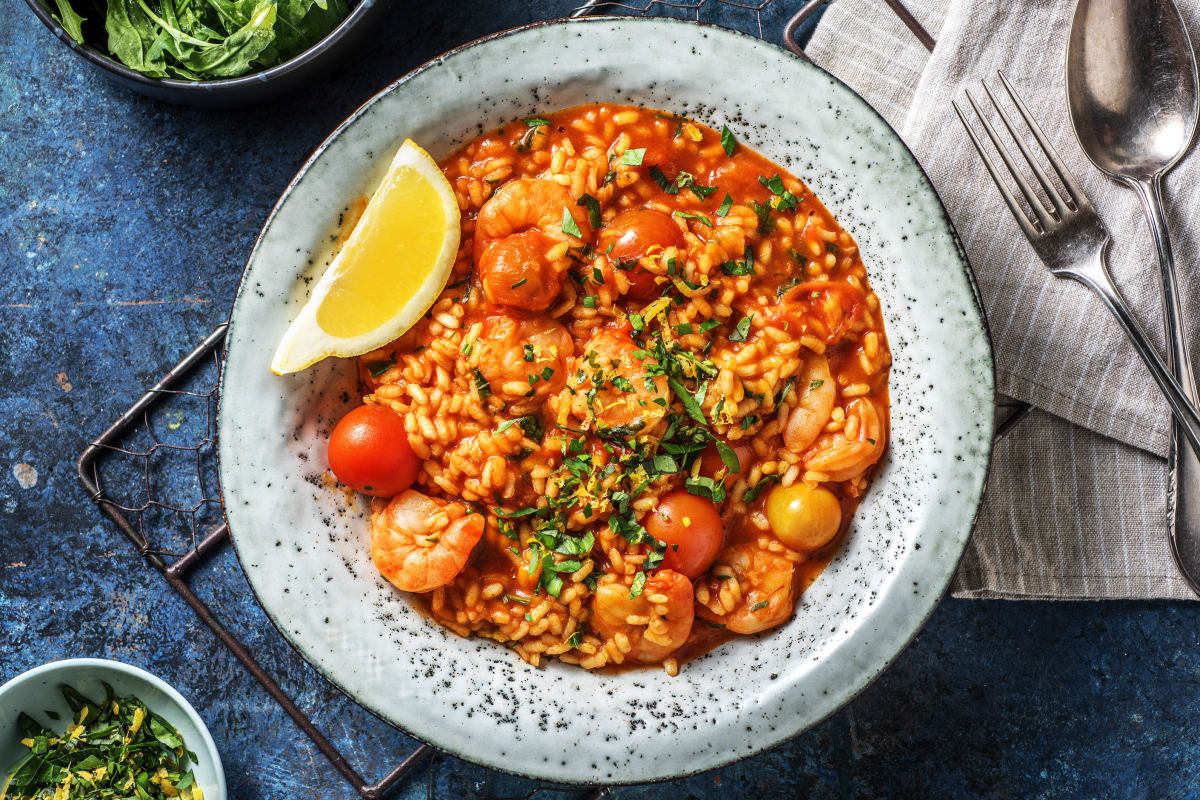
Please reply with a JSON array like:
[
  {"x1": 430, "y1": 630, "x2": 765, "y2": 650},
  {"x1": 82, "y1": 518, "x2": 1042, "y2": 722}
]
[
  {"x1": 953, "y1": 100, "x2": 1040, "y2": 242},
  {"x1": 963, "y1": 88, "x2": 1054, "y2": 231},
  {"x1": 997, "y1": 71, "x2": 1089, "y2": 209},
  {"x1": 981, "y1": 81, "x2": 1070, "y2": 216}
]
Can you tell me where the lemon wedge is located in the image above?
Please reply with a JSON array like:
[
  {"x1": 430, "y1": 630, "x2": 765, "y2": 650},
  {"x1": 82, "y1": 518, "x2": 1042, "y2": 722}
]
[{"x1": 270, "y1": 139, "x2": 460, "y2": 375}]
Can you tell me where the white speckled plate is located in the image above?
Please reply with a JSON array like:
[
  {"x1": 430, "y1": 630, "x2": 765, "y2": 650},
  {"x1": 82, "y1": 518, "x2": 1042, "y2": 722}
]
[{"x1": 218, "y1": 17, "x2": 994, "y2": 785}]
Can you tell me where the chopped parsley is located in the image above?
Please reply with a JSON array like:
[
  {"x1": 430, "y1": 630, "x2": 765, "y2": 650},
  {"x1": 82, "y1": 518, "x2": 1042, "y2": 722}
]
[
  {"x1": 629, "y1": 571, "x2": 647, "y2": 598},
  {"x1": 523, "y1": 344, "x2": 536, "y2": 362},
  {"x1": 777, "y1": 277, "x2": 802, "y2": 298},
  {"x1": 510, "y1": 277, "x2": 528, "y2": 289},
  {"x1": 750, "y1": 600, "x2": 769, "y2": 611}
]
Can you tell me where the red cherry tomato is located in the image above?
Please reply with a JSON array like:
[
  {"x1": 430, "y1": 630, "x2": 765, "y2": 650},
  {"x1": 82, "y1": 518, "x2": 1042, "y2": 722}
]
[
  {"x1": 599, "y1": 209, "x2": 686, "y2": 302},
  {"x1": 327, "y1": 405, "x2": 419, "y2": 497},
  {"x1": 646, "y1": 491, "x2": 724, "y2": 579}
]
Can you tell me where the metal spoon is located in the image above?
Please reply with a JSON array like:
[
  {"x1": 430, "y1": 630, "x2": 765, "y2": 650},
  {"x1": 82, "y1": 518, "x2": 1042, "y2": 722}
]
[{"x1": 1066, "y1": 0, "x2": 1200, "y2": 595}]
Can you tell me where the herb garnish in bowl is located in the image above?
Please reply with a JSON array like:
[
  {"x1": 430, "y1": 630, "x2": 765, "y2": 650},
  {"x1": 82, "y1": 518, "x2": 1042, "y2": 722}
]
[
  {"x1": 1, "y1": 683, "x2": 203, "y2": 800},
  {"x1": 49, "y1": 0, "x2": 349, "y2": 80}
]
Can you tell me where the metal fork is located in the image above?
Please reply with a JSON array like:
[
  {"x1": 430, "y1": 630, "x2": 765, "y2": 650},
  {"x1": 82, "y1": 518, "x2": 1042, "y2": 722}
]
[{"x1": 954, "y1": 72, "x2": 1200, "y2": 455}]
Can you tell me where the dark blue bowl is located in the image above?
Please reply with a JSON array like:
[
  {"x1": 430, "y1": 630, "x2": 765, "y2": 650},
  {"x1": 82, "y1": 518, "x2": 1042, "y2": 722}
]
[{"x1": 24, "y1": 0, "x2": 390, "y2": 107}]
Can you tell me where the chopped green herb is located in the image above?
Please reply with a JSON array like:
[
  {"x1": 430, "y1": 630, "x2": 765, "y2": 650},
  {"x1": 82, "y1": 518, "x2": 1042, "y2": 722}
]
[
  {"x1": 676, "y1": 323, "x2": 693, "y2": 335},
  {"x1": 715, "y1": 440, "x2": 742, "y2": 473},
  {"x1": 523, "y1": 344, "x2": 536, "y2": 362},
  {"x1": 775, "y1": 376, "x2": 797, "y2": 405},
  {"x1": 699, "y1": 319, "x2": 722, "y2": 333},
  {"x1": 621, "y1": 148, "x2": 646, "y2": 165},
  {"x1": 729, "y1": 315, "x2": 753, "y2": 343},
  {"x1": 720, "y1": 246, "x2": 755, "y2": 276},
  {"x1": 510, "y1": 277, "x2": 528, "y2": 289},
  {"x1": 673, "y1": 210, "x2": 713, "y2": 228},
  {"x1": 758, "y1": 174, "x2": 799, "y2": 210},
  {"x1": 810, "y1": 379, "x2": 825, "y2": 390},
  {"x1": 750, "y1": 200, "x2": 775, "y2": 234},
  {"x1": 504, "y1": 593, "x2": 531, "y2": 605},
  {"x1": 777, "y1": 277, "x2": 802, "y2": 298},
  {"x1": 743, "y1": 474, "x2": 781, "y2": 503},
  {"x1": 525, "y1": 117, "x2": 550, "y2": 127},
  {"x1": 566, "y1": 631, "x2": 582, "y2": 648},
  {"x1": 578, "y1": 193, "x2": 603, "y2": 229},
  {"x1": 668, "y1": 376, "x2": 707, "y2": 424},
  {"x1": 561, "y1": 206, "x2": 583, "y2": 238},
  {"x1": 583, "y1": 296, "x2": 597, "y2": 309},
  {"x1": 721, "y1": 124, "x2": 737, "y2": 156},
  {"x1": 472, "y1": 368, "x2": 492, "y2": 400},
  {"x1": 368, "y1": 358, "x2": 395, "y2": 378},
  {"x1": 750, "y1": 600, "x2": 769, "y2": 611},
  {"x1": 629, "y1": 571, "x2": 647, "y2": 598},
  {"x1": 685, "y1": 475, "x2": 727, "y2": 502},
  {"x1": 716, "y1": 193, "x2": 734, "y2": 218},
  {"x1": 629, "y1": 313, "x2": 645, "y2": 333},
  {"x1": 741, "y1": 414, "x2": 760, "y2": 431},
  {"x1": 827, "y1": 242, "x2": 840, "y2": 256},
  {"x1": 649, "y1": 166, "x2": 680, "y2": 195}
]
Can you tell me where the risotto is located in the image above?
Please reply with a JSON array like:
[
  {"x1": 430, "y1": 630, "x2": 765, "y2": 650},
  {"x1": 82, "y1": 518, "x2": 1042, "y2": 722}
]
[{"x1": 338, "y1": 103, "x2": 890, "y2": 674}]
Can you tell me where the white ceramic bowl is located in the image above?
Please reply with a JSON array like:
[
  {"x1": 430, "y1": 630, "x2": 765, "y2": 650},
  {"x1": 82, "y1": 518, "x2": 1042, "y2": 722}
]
[
  {"x1": 0, "y1": 659, "x2": 226, "y2": 798},
  {"x1": 218, "y1": 16, "x2": 994, "y2": 785}
]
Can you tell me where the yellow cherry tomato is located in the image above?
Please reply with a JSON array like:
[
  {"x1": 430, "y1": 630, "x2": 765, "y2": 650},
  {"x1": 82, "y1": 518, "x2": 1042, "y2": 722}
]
[{"x1": 765, "y1": 483, "x2": 842, "y2": 551}]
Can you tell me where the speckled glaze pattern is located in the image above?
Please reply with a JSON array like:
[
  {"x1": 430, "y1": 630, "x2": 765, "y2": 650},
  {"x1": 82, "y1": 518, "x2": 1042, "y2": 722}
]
[{"x1": 217, "y1": 17, "x2": 994, "y2": 785}]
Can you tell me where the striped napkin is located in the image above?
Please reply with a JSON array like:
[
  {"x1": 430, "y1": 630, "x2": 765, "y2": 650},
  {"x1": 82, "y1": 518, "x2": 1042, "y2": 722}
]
[{"x1": 806, "y1": 0, "x2": 1200, "y2": 599}]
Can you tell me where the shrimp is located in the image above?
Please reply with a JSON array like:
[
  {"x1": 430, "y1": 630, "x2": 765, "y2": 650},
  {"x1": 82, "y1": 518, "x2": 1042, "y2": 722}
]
[
  {"x1": 776, "y1": 281, "x2": 865, "y2": 346},
  {"x1": 592, "y1": 570, "x2": 694, "y2": 663},
  {"x1": 568, "y1": 329, "x2": 669, "y2": 430},
  {"x1": 783, "y1": 352, "x2": 835, "y2": 452},
  {"x1": 474, "y1": 178, "x2": 593, "y2": 311},
  {"x1": 694, "y1": 540, "x2": 795, "y2": 634},
  {"x1": 803, "y1": 397, "x2": 887, "y2": 482},
  {"x1": 475, "y1": 313, "x2": 573, "y2": 407},
  {"x1": 369, "y1": 490, "x2": 484, "y2": 593}
]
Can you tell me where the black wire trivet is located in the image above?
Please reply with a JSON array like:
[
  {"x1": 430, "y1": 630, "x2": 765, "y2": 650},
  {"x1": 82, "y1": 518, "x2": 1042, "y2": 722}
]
[{"x1": 76, "y1": 3, "x2": 1003, "y2": 798}]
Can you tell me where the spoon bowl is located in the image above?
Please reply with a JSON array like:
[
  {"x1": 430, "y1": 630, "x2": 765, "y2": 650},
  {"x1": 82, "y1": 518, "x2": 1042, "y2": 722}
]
[{"x1": 1066, "y1": 0, "x2": 1198, "y2": 177}]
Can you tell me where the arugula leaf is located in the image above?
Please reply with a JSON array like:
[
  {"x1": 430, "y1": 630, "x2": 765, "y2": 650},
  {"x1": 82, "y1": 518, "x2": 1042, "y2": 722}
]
[{"x1": 51, "y1": 0, "x2": 87, "y2": 43}]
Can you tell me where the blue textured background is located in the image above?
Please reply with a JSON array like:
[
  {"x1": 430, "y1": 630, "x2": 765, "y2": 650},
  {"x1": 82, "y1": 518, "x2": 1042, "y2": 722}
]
[{"x1": 3, "y1": 2, "x2": 1200, "y2": 798}]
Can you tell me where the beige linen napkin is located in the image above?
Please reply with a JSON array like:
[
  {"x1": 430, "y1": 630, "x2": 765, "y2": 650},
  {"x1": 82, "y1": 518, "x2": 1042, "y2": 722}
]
[{"x1": 806, "y1": 0, "x2": 1200, "y2": 599}]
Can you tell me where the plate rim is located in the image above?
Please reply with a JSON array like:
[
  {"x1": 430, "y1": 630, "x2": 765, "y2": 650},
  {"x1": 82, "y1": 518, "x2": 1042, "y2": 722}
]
[{"x1": 217, "y1": 14, "x2": 997, "y2": 785}]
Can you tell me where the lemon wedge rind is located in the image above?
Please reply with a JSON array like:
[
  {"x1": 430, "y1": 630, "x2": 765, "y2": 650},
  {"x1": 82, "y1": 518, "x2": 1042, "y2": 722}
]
[{"x1": 270, "y1": 139, "x2": 460, "y2": 375}]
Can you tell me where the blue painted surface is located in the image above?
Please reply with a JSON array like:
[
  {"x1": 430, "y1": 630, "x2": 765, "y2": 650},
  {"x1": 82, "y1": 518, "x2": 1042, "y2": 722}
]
[{"x1": 2, "y1": 2, "x2": 1199, "y2": 798}]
